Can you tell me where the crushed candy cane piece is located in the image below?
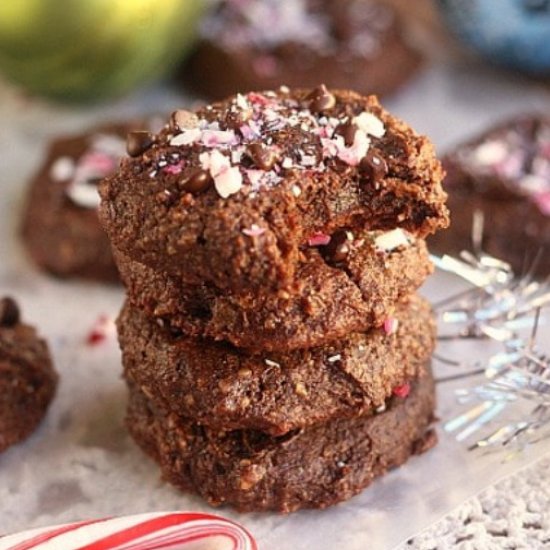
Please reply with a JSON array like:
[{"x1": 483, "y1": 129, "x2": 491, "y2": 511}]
[
  {"x1": 163, "y1": 161, "x2": 185, "y2": 175},
  {"x1": 308, "y1": 233, "x2": 331, "y2": 246},
  {"x1": 354, "y1": 112, "x2": 386, "y2": 138},
  {"x1": 86, "y1": 315, "x2": 115, "y2": 346},
  {"x1": 534, "y1": 191, "x2": 550, "y2": 216},
  {"x1": 170, "y1": 128, "x2": 202, "y2": 146},
  {"x1": 393, "y1": 383, "x2": 410, "y2": 398},
  {"x1": 374, "y1": 228, "x2": 410, "y2": 251},
  {"x1": 383, "y1": 317, "x2": 399, "y2": 335},
  {"x1": 66, "y1": 182, "x2": 100, "y2": 209},
  {"x1": 242, "y1": 224, "x2": 265, "y2": 237},
  {"x1": 50, "y1": 156, "x2": 75, "y2": 182}
]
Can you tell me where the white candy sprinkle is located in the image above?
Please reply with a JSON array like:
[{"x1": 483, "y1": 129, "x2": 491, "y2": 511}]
[
  {"x1": 214, "y1": 166, "x2": 242, "y2": 198},
  {"x1": 264, "y1": 359, "x2": 280, "y2": 368},
  {"x1": 90, "y1": 134, "x2": 126, "y2": 157},
  {"x1": 292, "y1": 185, "x2": 302, "y2": 197},
  {"x1": 473, "y1": 141, "x2": 508, "y2": 166},
  {"x1": 49, "y1": 156, "x2": 75, "y2": 182},
  {"x1": 374, "y1": 229, "x2": 410, "y2": 251},
  {"x1": 65, "y1": 182, "x2": 100, "y2": 209},
  {"x1": 282, "y1": 157, "x2": 293, "y2": 169},
  {"x1": 327, "y1": 354, "x2": 342, "y2": 363},
  {"x1": 170, "y1": 129, "x2": 202, "y2": 146},
  {"x1": 235, "y1": 93, "x2": 249, "y2": 110},
  {"x1": 354, "y1": 112, "x2": 386, "y2": 138}
]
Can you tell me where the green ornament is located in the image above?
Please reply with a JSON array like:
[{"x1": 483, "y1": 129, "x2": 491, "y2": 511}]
[{"x1": 0, "y1": 0, "x2": 205, "y2": 102}]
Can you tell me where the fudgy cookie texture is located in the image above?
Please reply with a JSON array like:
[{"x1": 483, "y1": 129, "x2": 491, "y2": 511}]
[
  {"x1": 184, "y1": 0, "x2": 422, "y2": 100},
  {"x1": 118, "y1": 295, "x2": 435, "y2": 435},
  {"x1": 126, "y1": 368, "x2": 437, "y2": 513},
  {"x1": 21, "y1": 121, "x2": 151, "y2": 282},
  {"x1": 430, "y1": 115, "x2": 550, "y2": 277},
  {"x1": 99, "y1": 87, "x2": 448, "y2": 293},
  {"x1": 0, "y1": 297, "x2": 57, "y2": 452},
  {"x1": 114, "y1": 228, "x2": 433, "y2": 351}
]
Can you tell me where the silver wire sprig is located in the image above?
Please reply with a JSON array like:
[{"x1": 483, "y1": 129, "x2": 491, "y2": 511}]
[
  {"x1": 432, "y1": 211, "x2": 550, "y2": 452},
  {"x1": 443, "y1": 310, "x2": 550, "y2": 452}
]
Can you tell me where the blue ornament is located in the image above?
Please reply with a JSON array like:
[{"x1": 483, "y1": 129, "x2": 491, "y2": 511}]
[{"x1": 438, "y1": 0, "x2": 550, "y2": 74}]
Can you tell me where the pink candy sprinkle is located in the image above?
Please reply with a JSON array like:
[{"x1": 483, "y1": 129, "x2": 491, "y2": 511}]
[
  {"x1": 393, "y1": 383, "x2": 410, "y2": 399},
  {"x1": 163, "y1": 161, "x2": 185, "y2": 175},
  {"x1": 308, "y1": 233, "x2": 331, "y2": 246},
  {"x1": 86, "y1": 315, "x2": 114, "y2": 346},
  {"x1": 240, "y1": 125, "x2": 257, "y2": 141},
  {"x1": 534, "y1": 191, "x2": 550, "y2": 216},
  {"x1": 78, "y1": 151, "x2": 116, "y2": 175},
  {"x1": 242, "y1": 224, "x2": 266, "y2": 237},
  {"x1": 247, "y1": 92, "x2": 270, "y2": 106},
  {"x1": 383, "y1": 317, "x2": 399, "y2": 335}
]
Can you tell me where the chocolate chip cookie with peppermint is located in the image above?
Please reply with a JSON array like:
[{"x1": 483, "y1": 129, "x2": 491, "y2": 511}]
[
  {"x1": 184, "y1": 0, "x2": 422, "y2": 101},
  {"x1": 99, "y1": 86, "x2": 448, "y2": 294},
  {"x1": 114, "y1": 227, "x2": 432, "y2": 352},
  {"x1": 119, "y1": 295, "x2": 434, "y2": 436},
  {"x1": 0, "y1": 297, "x2": 58, "y2": 452},
  {"x1": 430, "y1": 115, "x2": 550, "y2": 277},
  {"x1": 21, "y1": 121, "x2": 153, "y2": 282}
]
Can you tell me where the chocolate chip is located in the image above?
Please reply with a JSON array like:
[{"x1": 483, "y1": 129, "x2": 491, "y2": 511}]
[
  {"x1": 324, "y1": 230, "x2": 352, "y2": 263},
  {"x1": 0, "y1": 297, "x2": 20, "y2": 327},
  {"x1": 333, "y1": 122, "x2": 358, "y2": 146},
  {"x1": 247, "y1": 144, "x2": 278, "y2": 170},
  {"x1": 127, "y1": 131, "x2": 154, "y2": 157},
  {"x1": 170, "y1": 110, "x2": 200, "y2": 131},
  {"x1": 180, "y1": 169, "x2": 213, "y2": 194},
  {"x1": 359, "y1": 151, "x2": 388, "y2": 183},
  {"x1": 304, "y1": 84, "x2": 336, "y2": 113}
]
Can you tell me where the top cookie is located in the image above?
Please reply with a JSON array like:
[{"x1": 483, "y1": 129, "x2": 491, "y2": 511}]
[{"x1": 100, "y1": 86, "x2": 448, "y2": 293}]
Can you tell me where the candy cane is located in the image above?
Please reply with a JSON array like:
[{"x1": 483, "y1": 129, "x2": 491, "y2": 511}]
[{"x1": 0, "y1": 512, "x2": 257, "y2": 550}]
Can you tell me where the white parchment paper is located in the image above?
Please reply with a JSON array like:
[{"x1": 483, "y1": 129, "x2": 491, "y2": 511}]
[{"x1": 0, "y1": 61, "x2": 549, "y2": 549}]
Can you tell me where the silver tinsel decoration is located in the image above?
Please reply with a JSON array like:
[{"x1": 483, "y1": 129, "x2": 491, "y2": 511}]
[{"x1": 432, "y1": 212, "x2": 550, "y2": 453}]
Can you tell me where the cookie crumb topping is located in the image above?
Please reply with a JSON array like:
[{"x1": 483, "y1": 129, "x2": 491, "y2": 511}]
[{"x1": 155, "y1": 87, "x2": 387, "y2": 200}]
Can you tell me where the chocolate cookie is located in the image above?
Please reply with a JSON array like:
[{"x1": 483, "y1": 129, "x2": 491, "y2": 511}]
[
  {"x1": 21, "y1": 121, "x2": 151, "y2": 282},
  {"x1": 114, "y1": 228, "x2": 433, "y2": 351},
  {"x1": 99, "y1": 87, "x2": 448, "y2": 293},
  {"x1": 126, "y1": 368, "x2": 436, "y2": 512},
  {"x1": 184, "y1": 0, "x2": 422, "y2": 100},
  {"x1": 0, "y1": 297, "x2": 57, "y2": 452},
  {"x1": 430, "y1": 115, "x2": 550, "y2": 277},
  {"x1": 118, "y1": 295, "x2": 435, "y2": 435}
]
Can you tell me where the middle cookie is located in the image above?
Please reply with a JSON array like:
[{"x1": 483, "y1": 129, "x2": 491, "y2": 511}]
[
  {"x1": 114, "y1": 228, "x2": 432, "y2": 352},
  {"x1": 118, "y1": 294, "x2": 435, "y2": 436}
]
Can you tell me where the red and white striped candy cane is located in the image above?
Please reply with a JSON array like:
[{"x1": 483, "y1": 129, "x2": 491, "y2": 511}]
[{"x1": 0, "y1": 511, "x2": 257, "y2": 550}]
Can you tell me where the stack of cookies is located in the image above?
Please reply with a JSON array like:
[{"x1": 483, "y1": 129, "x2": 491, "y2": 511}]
[{"x1": 99, "y1": 86, "x2": 448, "y2": 512}]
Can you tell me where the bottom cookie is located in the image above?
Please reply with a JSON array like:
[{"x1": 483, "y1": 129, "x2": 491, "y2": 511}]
[{"x1": 126, "y1": 369, "x2": 437, "y2": 513}]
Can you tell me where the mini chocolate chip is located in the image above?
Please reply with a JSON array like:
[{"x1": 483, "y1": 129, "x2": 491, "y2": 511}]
[
  {"x1": 0, "y1": 297, "x2": 20, "y2": 327},
  {"x1": 247, "y1": 143, "x2": 278, "y2": 170},
  {"x1": 333, "y1": 122, "x2": 358, "y2": 146},
  {"x1": 127, "y1": 131, "x2": 154, "y2": 157},
  {"x1": 324, "y1": 230, "x2": 352, "y2": 263},
  {"x1": 304, "y1": 84, "x2": 336, "y2": 113},
  {"x1": 359, "y1": 151, "x2": 388, "y2": 183},
  {"x1": 170, "y1": 110, "x2": 200, "y2": 131},
  {"x1": 180, "y1": 169, "x2": 213, "y2": 194}
]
